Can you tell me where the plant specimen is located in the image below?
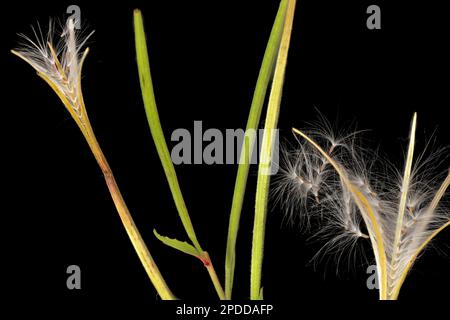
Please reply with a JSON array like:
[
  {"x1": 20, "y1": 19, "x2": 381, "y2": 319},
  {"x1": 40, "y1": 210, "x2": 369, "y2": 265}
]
[
  {"x1": 11, "y1": 18, "x2": 175, "y2": 300},
  {"x1": 12, "y1": 0, "x2": 297, "y2": 300},
  {"x1": 135, "y1": 0, "x2": 296, "y2": 300},
  {"x1": 14, "y1": 1, "x2": 446, "y2": 302},
  {"x1": 274, "y1": 114, "x2": 450, "y2": 299},
  {"x1": 251, "y1": 0, "x2": 297, "y2": 300},
  {"x1": 134, "y1": 9, "x2": 225, "y2": 299}
]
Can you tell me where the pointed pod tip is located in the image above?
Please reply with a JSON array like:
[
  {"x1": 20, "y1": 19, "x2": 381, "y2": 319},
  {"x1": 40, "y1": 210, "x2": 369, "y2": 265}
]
[
  {"x1": 292, "y1": 127, "x2": 306, "y2": 138},
  {"x1": 411, "y1": 112, "x2": 418, "y2": 126},
  {"x1": 10, "y1": 49, "x2": 20, "y2": 57},
  {"x1": 410, "y1": 112, "x2": 418, "y2": 131}
]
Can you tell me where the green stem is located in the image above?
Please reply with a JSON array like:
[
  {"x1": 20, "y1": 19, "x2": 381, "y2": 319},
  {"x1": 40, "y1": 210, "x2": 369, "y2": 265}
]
[
  {"x1": 250, "y1": 0, "x2": 297, "y2": 300},
  {"x1": 134, "y1": 9, "x2": 225, "y2": 299},
  {"x1": 224, "y1": 0, "x2": 289, "y2": 300},
  {"x1": 202, "y1": 252, "x2": 226, "y2": 300},
  {"x1": 134, "y1": 9, "x2": 202, "y2": 252}
]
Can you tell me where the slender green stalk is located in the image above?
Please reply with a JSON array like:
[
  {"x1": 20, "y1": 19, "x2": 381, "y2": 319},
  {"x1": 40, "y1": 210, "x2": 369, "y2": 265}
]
[
  {"x1": 250, "y1": 0, "x2": 297, "y2": 300},
  {"x1": 134, "y1": 9, "x2": 225, "y2": 299},
  {"x1": 203, "y1": 252, "x2": 226, "y2": 300},
  {"x1": 224, "y1": 0, "x2": 289, "y2": 300},
  {"x1": 134, "y1": 9, "x2": 202, "y2": 252}
]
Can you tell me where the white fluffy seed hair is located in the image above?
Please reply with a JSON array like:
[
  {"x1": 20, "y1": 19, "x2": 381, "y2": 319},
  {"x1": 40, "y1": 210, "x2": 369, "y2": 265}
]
[
  {"x1": 272, "y1": 114, "x2": 450, "y2": 298},
  {"x1": 12, "y1": 18, "x2": 94, "y2": 123}
]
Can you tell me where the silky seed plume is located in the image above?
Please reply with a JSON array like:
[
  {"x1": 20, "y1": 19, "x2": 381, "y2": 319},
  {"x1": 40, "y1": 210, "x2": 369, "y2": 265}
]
[
  {"x1": 274, "y1": 113, "x2": 450, "y2": 300},
  {"x1": 12, "y1": 17, "x2": 94, "y2": 129}
]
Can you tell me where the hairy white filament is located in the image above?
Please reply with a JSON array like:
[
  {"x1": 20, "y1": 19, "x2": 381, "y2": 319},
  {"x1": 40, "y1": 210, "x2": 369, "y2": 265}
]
[
  {"x1": 274, "y1": 114, "x2": 450, "y2": 298},
  {"x1": 12, "y1": 18, "x2": 94, "y2": 123}
]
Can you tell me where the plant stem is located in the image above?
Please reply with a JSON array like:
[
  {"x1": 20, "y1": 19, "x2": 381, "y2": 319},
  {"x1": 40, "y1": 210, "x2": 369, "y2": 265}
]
[
  {"x1": 292, "y1": 128, "x2": 389, "y2": 300},
  {"x1": 134, "y1": 9, "x2": 225, "y2": 299},
  {"x1": 202, "y1": 252, "x2": 226, "y2": 300},
  {"x1": 31, "y1": 56, "x2": 177, "y2": 300},
  {"x1": 134, "y1": 8, "x2": 203, "y2": 252},
  {"x1": 12, "y1": 16, "x2": 175, "y2": 300},
  {"x1": 224, "y1": 0, "x2": 288, "y2": 300},
  {"x1": 250, "y1": 0, "x2": 297, "y2": 300},
  {"x1": 83, "y1": 123, "x2": 176, "y2": 300}
]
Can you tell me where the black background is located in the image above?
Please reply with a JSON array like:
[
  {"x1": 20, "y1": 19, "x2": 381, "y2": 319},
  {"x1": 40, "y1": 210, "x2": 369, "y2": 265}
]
[{"x1": 2, "y1": 0, "x2": 449, "y2": 315}]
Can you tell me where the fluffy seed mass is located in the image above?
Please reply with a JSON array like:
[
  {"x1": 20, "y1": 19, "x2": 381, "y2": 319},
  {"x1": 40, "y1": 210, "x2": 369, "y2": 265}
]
[
  {"x1": 12, "y1": 18, "x2": 94, "y2": 128},
  {"x1": 273, "y1": 114, "x2": 450, "y2": 299}
]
